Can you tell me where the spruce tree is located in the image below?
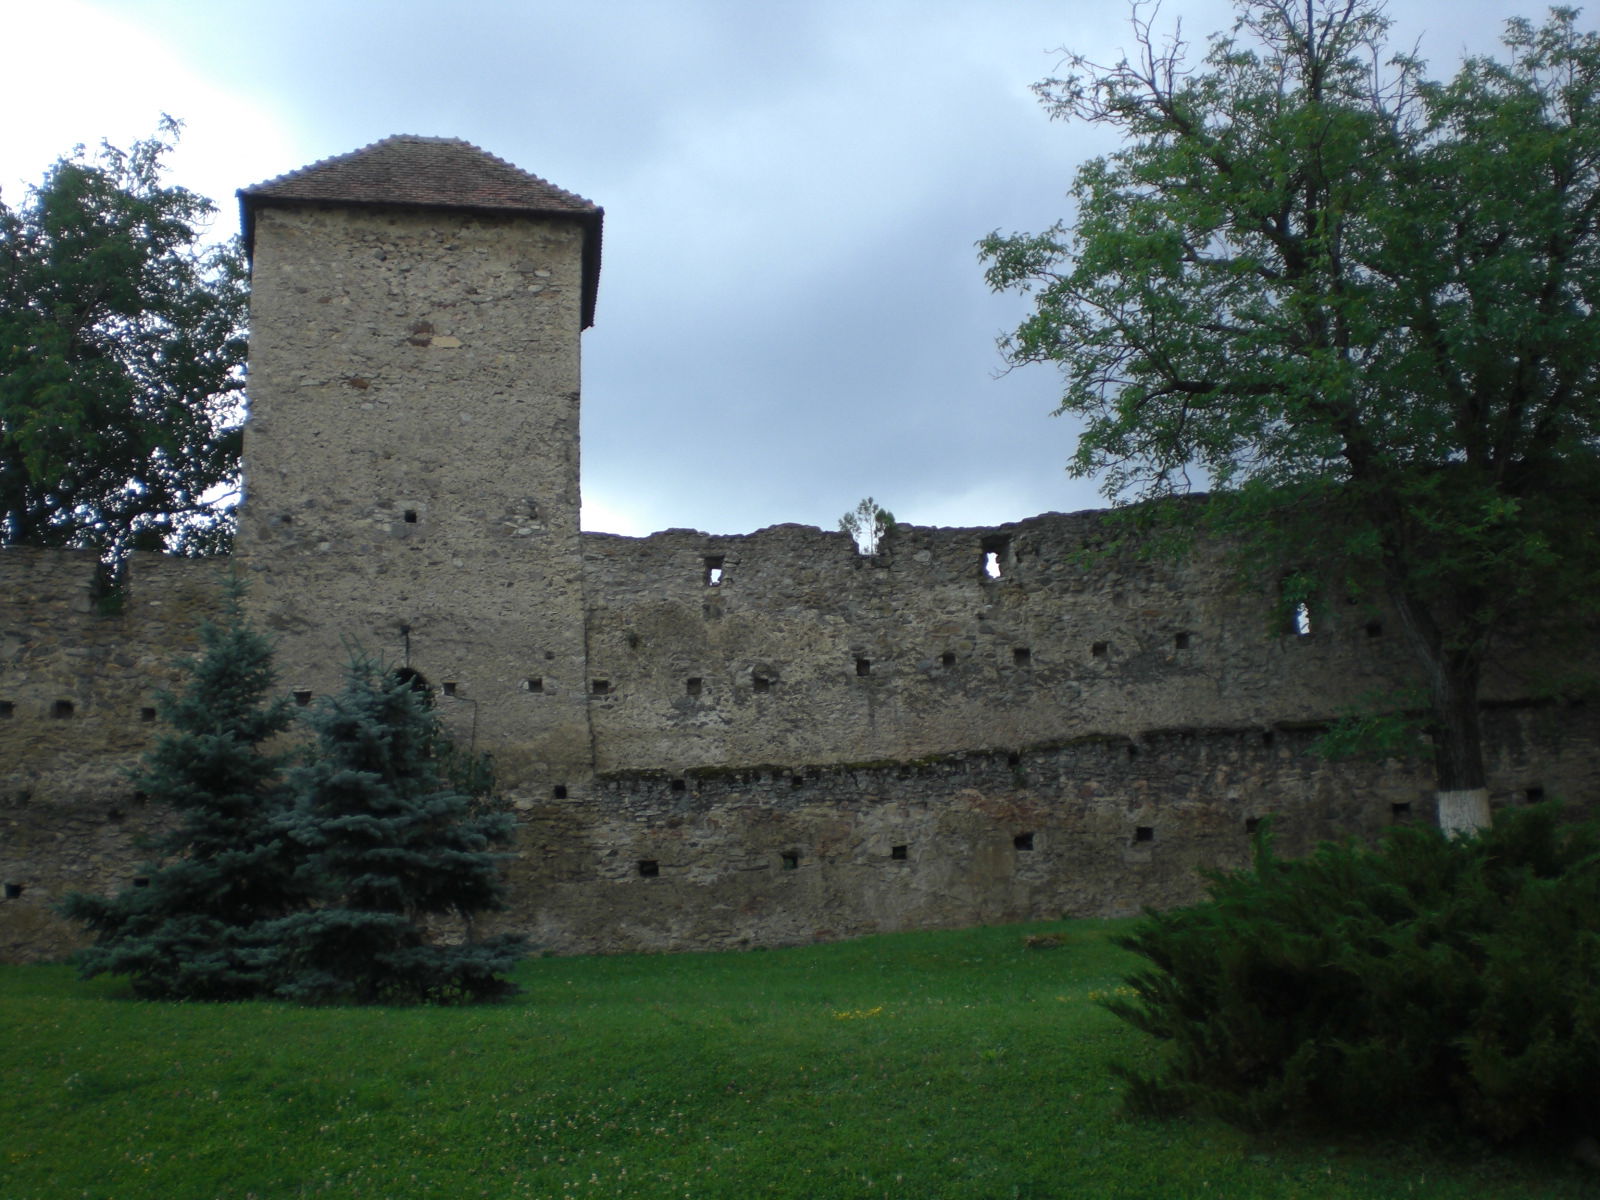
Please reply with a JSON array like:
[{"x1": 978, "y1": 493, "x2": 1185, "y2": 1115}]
[
  {"x1": 269, "y1": 657, "x2": 524, "y2": 1004},
  {"x1": 60, "y1": 587, "x2": 300, "y2": 998}
]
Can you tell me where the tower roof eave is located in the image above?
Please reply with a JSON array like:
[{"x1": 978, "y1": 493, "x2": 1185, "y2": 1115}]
[{"x1": 238, "y1": 135, "x2": 602, "y2": 328}]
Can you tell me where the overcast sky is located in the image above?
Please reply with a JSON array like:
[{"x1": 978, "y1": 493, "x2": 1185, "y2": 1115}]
[{"x1": 2, "y1": 1, "x2": 1581, "y2": 536}]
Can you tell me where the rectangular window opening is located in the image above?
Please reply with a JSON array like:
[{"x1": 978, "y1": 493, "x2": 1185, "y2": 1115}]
[
  {"x1": 403, "y1": 509, "x2": 418, "y2": 524},
  {"x1": 442, "y1": 681, "x2": 458, "y2": 697},
  {"x1": 293, "y1": 689, "x2": 313, "y2": 707},
  {"x1": 890, "y1": 844, "x2": 908, "y2": 860},
  {"x1": 638, "y1": 860, "x2": 660, "y2": 878},
  {"x1": 1174, "y1": 632, "x2": 1192, "y2": 650},
  {"x1": 524, "y1": 677, "x2": 544, "y2": 693},
  {"x1": 685, "y1": 677, "x2": 704, "y2": 697},
  {"x1": 980, "y1": 534, "x2": 1011, "y2": 580},
  {"x1": 1012, "y1": 647, "x2": 1032, "y2": 668},
  {"x1": 1391, "y1": 801, "x2": 1412, "y2": 818},
  {"x1": 1013, "y1": 832, "x2": 1035, "y2": 851},
  {"x1": 1525, "y1": 786, "x2": 1546, "y2": 804},
  {"x1": 52, "y1": 700, "x2": 75, "y2": 719},
  {"x1": 2, "y1": 882, "x2": 22, "y2": 899},
  {"x1": 0, "y1": 701, "x2": 14, "y2": 719},
  {"x1": 781, "y1": 851, "x2": 800, "y2": 870},
  {"x1": 1244, "y1": 817, "x2": 1262, "y2": 834},
  {"x1": 1092, "y1": 641, "x2": 1108, "y2": 659},
  {"x1": 670, "y1": 779, "x2": 687, "y2": 793},
  {"x1": 1134, "y1": 826, "x2": 1155, "y2": 843},
  {"x1": 132, "y1": 877, "x2": 150, "y2": 888},
  {"x1": 790, "y1": 774, "x2": 804, "y2": 789},
  {"x1": 753, "y1": 675, "x2": 771, "y2": 694},
  {"x1": 591, "y1": 679, "x2": 611, "y2": 695},
  {"x1": 855, "y1": 657, "x2": 871, "y2": 677},
  {"x1": 1292, "y1": 602, "x2": 1313, "y2": 637},
  {"x1": 1365, "y1": 621, "x2": 1383, "y2": 638},
  {"x1": 704, "y1": 555, "x2": 725, "y2": 587},
  {"x1": 553, "y1": 784, "x2": 569, "y2": 800},
  {"x1": 940, "y1": 651, "x2": 956, "y2": 668},
  {"x1": 140, "y1": 706, "x2": 157, "y2": 722}
]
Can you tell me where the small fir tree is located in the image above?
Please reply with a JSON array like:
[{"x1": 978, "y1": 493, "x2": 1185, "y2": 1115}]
[
  {"x1": 268, "y1": 656, "x2": 524, "y2": 1004},
  {"x1": 60, "y1": 586, "x2": 300, "y2": 998}
]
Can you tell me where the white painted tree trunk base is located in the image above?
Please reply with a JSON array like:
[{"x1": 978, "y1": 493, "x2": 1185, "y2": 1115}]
[{"x1": 1436, "y1": 788, "x2": 1492, "y2": 837}]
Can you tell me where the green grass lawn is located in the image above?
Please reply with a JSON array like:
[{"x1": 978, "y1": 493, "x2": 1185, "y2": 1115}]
[{"x1": 1, "y1": 918, "x2": 1587, "y2": 1199}]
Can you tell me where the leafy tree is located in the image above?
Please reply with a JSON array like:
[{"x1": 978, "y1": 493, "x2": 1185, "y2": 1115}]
[
  {"x1": 839, "y1": 496, "x2": 895, "y2": 555},
  {"x1": 981, "y1": 3, "x2": 1600, "y2": 830},
  {"x1": 0, "y1": 117, "x2": 247, "y2": 562},
  {"x1": 268, "y1": 658, "x2": 524, "y2": 1004},
  {"x1": 60, "y1": 585, "x2": 302, "y2": 999}
]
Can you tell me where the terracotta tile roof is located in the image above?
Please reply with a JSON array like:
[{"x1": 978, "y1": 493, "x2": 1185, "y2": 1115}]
[
  {"x1": 239, "y1": 136, "x2": 603, "y2": 326},
  {"x1": 241, "y1": 135, "x2": 598, "y2": 215}
]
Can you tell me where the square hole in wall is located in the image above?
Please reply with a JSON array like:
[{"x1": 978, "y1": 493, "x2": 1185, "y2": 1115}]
[
  {"x1": 591, "y1": 679, "x2": 611, "y2": 695},
  {"x1": 1174, "y1": 632, "x2": 1192, "y2": 650},
  {"x1": 685, "y1": 677, "x2": 703, "y2": 697},
  {"x1": 704, "y1": 555, "x2": 725, "y2": 587},
  {"x1": 0, "y1": 701, "x2": 14, "y2": 718},
  {"x1": 1092, "y1": 641, "x2": 1109, "y2": 659},
  {"x1": 3, "y1": 882, "x2": 22, "y2": 899},
  {"x1": 1013, "y1": 832, "x2": 1034, "y2": 851},
  {"x1": 891, "y1": 844, "x2": 908, "y2": 860},
  {"x1": 524, "y1": 677, "x2": 544, "y2": 693},
  {"x1": 790, "y1": 774, "x2": 804, "y2": 788},
  {"x1": 442, "y1": 681, "x2": 458, "y2": 697},
  {"x1": 670, "y1": 779, "x2": 686, "y2": 793},
  {"x1": 52, "y1": 700, "x2": 75, "y2": 719},
  {"x1": 1244, "y1": 817, "x2": 1262, "y2": 834},
  {"x1": 638, "y1": 860, "x2": 659, "y2": 878},
  {"x1": 781, "y1": 851, "x2": 800, "y2": 870},
  {"x1": 132, "y1": 877, "x2": 150, "y2": 888},
  {"x1": 140, "y1": 706, "x2": 157, "y2": 722},
  {"x1": 403, "y1": 509, "x2": 418, "y2": 524},
  {"x1": 293, "y1": 689, "x2": 313, "y2": 707},
  {"x1": 753, "y1": 675, "x2": 771, "y2": 694},
  {"x1": 1365, "y1": 621, "x2": 1384, "y2": 638},
  {"x1": 553, "y1": 784, "x2": 569, "y2": 800},
  {"x1": 980, "y1": 533, "x2": 1011, "y2": 579},
  {"x1": 1525, "y1": 786, "x2": 1546, "y2": 804},
  {"x1": 855, "y1": 657, "x2": 871, "y2": 677},
  {"x1": 1291, "y1": 602, "x2": 1314, "y2": 637},
  {"x1": 1391, "y1": 801, "x2": 1412, "y2": 818},
  {"x1": 1013, "y1": 647, "x2": 1032, "y2": 668},
  {"x1": 940, "y1": 651, "x2": 956, "y2": 668},
  {"x1": 1134, "y1": 826, "x2": 1155, "y2": 843}
]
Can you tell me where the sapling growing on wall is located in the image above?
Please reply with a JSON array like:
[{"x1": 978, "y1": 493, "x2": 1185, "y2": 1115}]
[{"x1": 839, "y1": 496, "x2": 895, "y2": 555}]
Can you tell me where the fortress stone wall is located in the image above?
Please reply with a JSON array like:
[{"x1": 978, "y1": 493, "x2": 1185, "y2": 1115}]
[{"x1": 2, "y1": 137, "x2": 1595, "y2": 962}]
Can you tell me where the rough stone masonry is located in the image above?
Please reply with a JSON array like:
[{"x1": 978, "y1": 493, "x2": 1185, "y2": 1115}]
[{"x1": 2, "y1": 136, "x2": 1594, "y2": 962}]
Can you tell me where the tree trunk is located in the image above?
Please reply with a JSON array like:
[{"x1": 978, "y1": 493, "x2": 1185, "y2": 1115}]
[
  {"x1": 1388, "y1": 584, "x2": 1493, "y2": 835},
  {"x1": 1428, "y1": 652, "x2": 1491, "y2": 836}
]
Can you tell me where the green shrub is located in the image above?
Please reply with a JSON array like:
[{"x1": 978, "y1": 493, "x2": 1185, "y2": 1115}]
[{"x1": 1106, "y1": 804, "x2": 1600, "y2": 1143}]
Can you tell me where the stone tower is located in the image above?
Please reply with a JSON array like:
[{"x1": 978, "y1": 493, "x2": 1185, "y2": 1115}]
[{"x1": 237, "y1": 136, "x2": 603, "y2": 782}]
